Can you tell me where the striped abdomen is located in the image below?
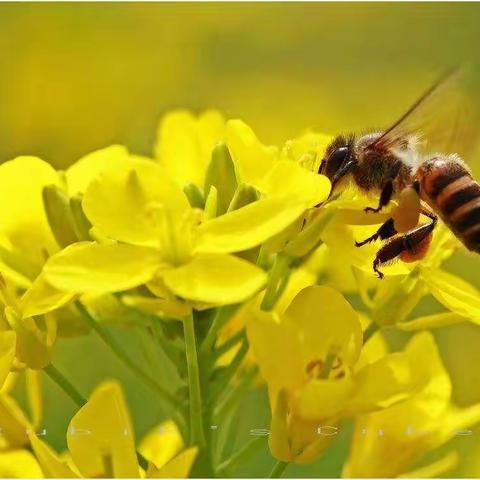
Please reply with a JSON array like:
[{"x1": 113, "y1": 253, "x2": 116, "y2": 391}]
[{"x1": 417, "y1": 155, "x2": 480, "y2": 253}]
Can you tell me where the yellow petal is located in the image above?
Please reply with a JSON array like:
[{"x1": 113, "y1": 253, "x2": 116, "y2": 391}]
[
  {"x1": 0, "y1": 331, "x2": 16, "y2": 389},
  {"x1": 123, "y1": 295, "x2": 191, "y2": 319},
  {"x1": 155, "y1": 110, "x2": 226, "y2": 187},
  {"x1": 67, "y1": 380, "x2": 139, "y2": 478},
  {"x1": 269, "y1": 389, "x2": 293, "y2": 462},
  {"x1": 296, "y1": 377, "x2": 356, "y2": 420},
  {"x1": 26, "y1": 370, "x2": 43, "y2": 429},
  {"x1": 282, "y1": 132, "x2": 333, "y2": 167},
  {"x1": 347, "y1": 353, "x2": 414, "y2": 413},
  {"x1": 258, "y1": 160, "x2": 330, "y2": 206},
  {"x1": 285, "y1": 286, "x2": 363, "y2": 368},
  {"x1": 44, "y1": 242, "x2": 162, "y2": 293},
  {"x1": 162, "y1": 253, "x2": 266, "y2": 304},
  {"x1": 420, "y1": 266, "x2": 480, "y2": 322},
  {"x1": 29, "y1": 433, "x2": 79, "y2": 478},
  {"x1": 0, "y1": 394, "x2": 31, "y2": 449},
  {"x1": 196, "y1": 197, "x2": 309, "y2": 254},
  {"x1": 139, "y1": 420, "x2": 183, "y2": 470},
  {"x1": 226, "y1": 119, "x2": 278, "y2": 187},
  {"x1": 246, "y1": 307, "x2": 305, "y2": 397},
  {"x1": 149, "y1": 447, "x2": 198, "y2": 478},
  {"x1": 398, "y1": 312, "x2": 467, "y2": 331},
  {"x1": 66, "y1": 145, "x2": 131, "y2": 195},
  {"x1": 20, "y1": 274, "x2": 74, "y2": 318},
  {"x1": 398, "y1": 451, "x2": 458, "y2": 478},
  {"x1": 83, "y1": 159, "x2": 189, "y2": 247},
  {"x1": 0, "y1": 449, "x2": 43, "y2": 478},
  {"x1": 6, "y1": 307, "x2": 56, "y2": 369},
  {"x1": 0, "y1": 156, "x2": 59, "y2": 271}
]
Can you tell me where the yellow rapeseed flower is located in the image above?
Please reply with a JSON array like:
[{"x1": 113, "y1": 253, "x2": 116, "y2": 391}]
[
  {"x1": 343, "y1": 332, "x2": 480, "y2": 478},
  {"x1": 247, "y1": 285, "x2": 423, "y2": 464},
  {"x1": 29, "y1": 380, "x2": 197, "y2": 478},
  {"x1": 41, "y1": 153, "x2": 329, "y2": 307}
]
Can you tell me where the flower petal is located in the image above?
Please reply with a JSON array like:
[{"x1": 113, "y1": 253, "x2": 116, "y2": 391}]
[
  {"x1": 226, "y1": 119, "x2": 278, "y2": 187},
  {"x1": 195, "y1": 197, "x2": 309, "y2": 254},
  {"x1": 44, "y1": 242, "x2": 162, "y2": 293},
  {"x1": 25, "y1": 370, "x2": 43, "y2": 429},
  {"x1": 83, "y1": 159, "x2": 190, "y2": 246},
  {"x1": 66, "y1": 145, "x2": 131, "y2": 195},
  {"x1": 67, "y1": 381, "x2": 139, "y2": 478},
  {"x1": 397, "y1": 312, "x2": 467, "y2": 331},
  {"x1": 258, "y1": 160, "x2": 330, "y2": 206},
  {"x1": 0, "y1": 156, "x2": 59, "y2": 271},
  {"x1": 0, "y1": 449, "x2": 43, "y2": 478},
  {"x1": 162, "y1": 253, "x2": 266, "y2": 304},
  {"x1": 285, "y1": 286, "x2": 363, "y2": 368},
  {"x1": 0, "y1": 331, "x2": 16, "y2": 389},
  {"x1": 138, "y1": 420, "x2": 183, "y2": 470},
  {"x1": 246, "y1": 307, "x2": 305, "y2": 397},
  {"x1": 150, "y1": 447, "x2": 198, "y2": 478},
  {"x1": 29, "y1": 433, "x2": 79, "y2": 478},
  {"x1": 420, "y1": 266, "x2": 480, "y2": 322},
  {"x1": 155, "y1": 110, "x2": 226, "y2": 187},
  {"x1": 20, "y1": 274, "x2": 74, "y2": 318}
]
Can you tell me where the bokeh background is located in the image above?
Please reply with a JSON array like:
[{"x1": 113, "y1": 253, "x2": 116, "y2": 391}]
[{"x1": 5, "y1": 2, "x2": 480, "y2": 477}]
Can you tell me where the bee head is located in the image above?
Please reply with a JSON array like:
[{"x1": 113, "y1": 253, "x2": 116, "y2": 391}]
[{"x1": 319, "y1": 135, "x2": 356, "y2": 194}]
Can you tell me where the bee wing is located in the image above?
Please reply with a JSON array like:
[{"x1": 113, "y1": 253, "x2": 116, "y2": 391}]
[{"x1": 368, "y1": 67, "x2": 480, "y2": 161}]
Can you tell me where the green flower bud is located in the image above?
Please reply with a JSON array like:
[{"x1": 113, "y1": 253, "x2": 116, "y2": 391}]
[
  {"x1": 183, "y1": 183, "x2": 205, "y2": 209},
  {"x1": 204, "y1": 142, "x2": 237, "y2": 214},
  {"x1": 70, "y1": 195, "x2": 93, "y2": 241},
  {"x1": 227, "y1": 183, "x2": 258, "y2": 212},
  {"x1": 42, "y1": 185, "x2": 78, "y2": 248}
]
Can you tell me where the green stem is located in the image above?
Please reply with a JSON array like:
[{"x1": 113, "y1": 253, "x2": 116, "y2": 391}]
[
  {"x1": 269, "y1": 460, "x2": 289, "y2": 478},
  {"x1": 363, "y1": 322, "x2": 380, "y2": 345},
  {"x1": 217, "y1": 436, "x2": 265, "y2": 476},
  {"x1": 75, "y1": 301, "x2": 183, "y2": 428},
  {"x1": 200, "y1": 306, "x2": 235, "y2": 355},
  {"x1": 183, "y1": 313, "x2": 206, "y2": 448},
  {"x1": 209, "y1": 337, "x2": 249, "y2": 401},
  {"x1": 44, "y1": 363, "x2": 86, "y2": 407},
  {"x1": 214, "y1": 329, "x2": 245, "y2": 358},
  {"x1": 214, "y1": 366, "x2": 257, "y2": 421},
  {"x1": 261, "y1": 253, "x2": 291, "y2": 311}
]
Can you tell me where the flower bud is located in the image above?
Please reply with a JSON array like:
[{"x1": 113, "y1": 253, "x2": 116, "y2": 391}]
[
  {"x1": 183, "y1": 183, "x2": 205, "y2": 209},
  {"x1": 227, "y1": 183, "x2": 258, "y2": 212},
  {"x1": 204, "y1": 142, "x2": 237, "y2": 214},
  {"x1": 42, "y1": 185, "x2": 78, "y2": 248},
  {"x1": 70, "y1": 195, "x2": 92, "y2": 241}
]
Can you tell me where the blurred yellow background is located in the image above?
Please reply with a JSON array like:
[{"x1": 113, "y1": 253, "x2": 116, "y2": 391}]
[
  {"x1": 2, "y1": 2, "x2": 480, "y2": 169},
  {"x1": 5, "y1": 3, "x2": 480, "y2": 476}
]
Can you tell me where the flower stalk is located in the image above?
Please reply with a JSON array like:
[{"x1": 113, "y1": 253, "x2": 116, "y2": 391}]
[{"x1": 44, "y1": 363, "x2": 86, "y2": 407}]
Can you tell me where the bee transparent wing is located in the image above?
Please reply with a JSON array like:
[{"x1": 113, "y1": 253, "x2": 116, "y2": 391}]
[{"x1": 368, "y1": 67, "x2": 480, "y2": 161}]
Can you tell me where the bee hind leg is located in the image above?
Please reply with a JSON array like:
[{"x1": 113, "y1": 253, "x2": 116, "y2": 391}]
[
  {"x1": 355, "y1": 217, "x2": 397, "y2": 247},
  {"x1": 372, "y1": 216, "x2": 437, "y2": 279},
  {"x1": 364, "y1": 180, "x2": 394, "y2": 213}
]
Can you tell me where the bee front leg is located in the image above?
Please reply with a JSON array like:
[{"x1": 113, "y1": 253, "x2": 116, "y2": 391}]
[
  {"x1": 372, "y1": 217, "x2": 437, "y2": 279},
  {"x1": 364, "y1": 180, "x2": 393, "y2": 213},
  {"x1": 355, "y1": 217, "x2": 397, "y2": 247}
]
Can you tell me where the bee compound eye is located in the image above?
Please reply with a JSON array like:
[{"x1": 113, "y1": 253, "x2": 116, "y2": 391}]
[{"x1": 326, "y1": 146, "x2": 349, "y2": 177}]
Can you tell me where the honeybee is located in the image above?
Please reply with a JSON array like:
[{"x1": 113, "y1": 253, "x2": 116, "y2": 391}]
[{"x1": 319, "y1": 68, "x2": 480, "y2": 278}]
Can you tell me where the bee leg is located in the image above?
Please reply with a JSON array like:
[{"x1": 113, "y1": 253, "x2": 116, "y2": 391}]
[
  {"x1": 372, "y1": 217, "x2": 437, "y2": 279},
  {"x1": 355, "y1": 217, "x2": 397, "y2": 247},
  {"x1": 364, "y1": 180, "x2": 394, "y2": 213}
]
